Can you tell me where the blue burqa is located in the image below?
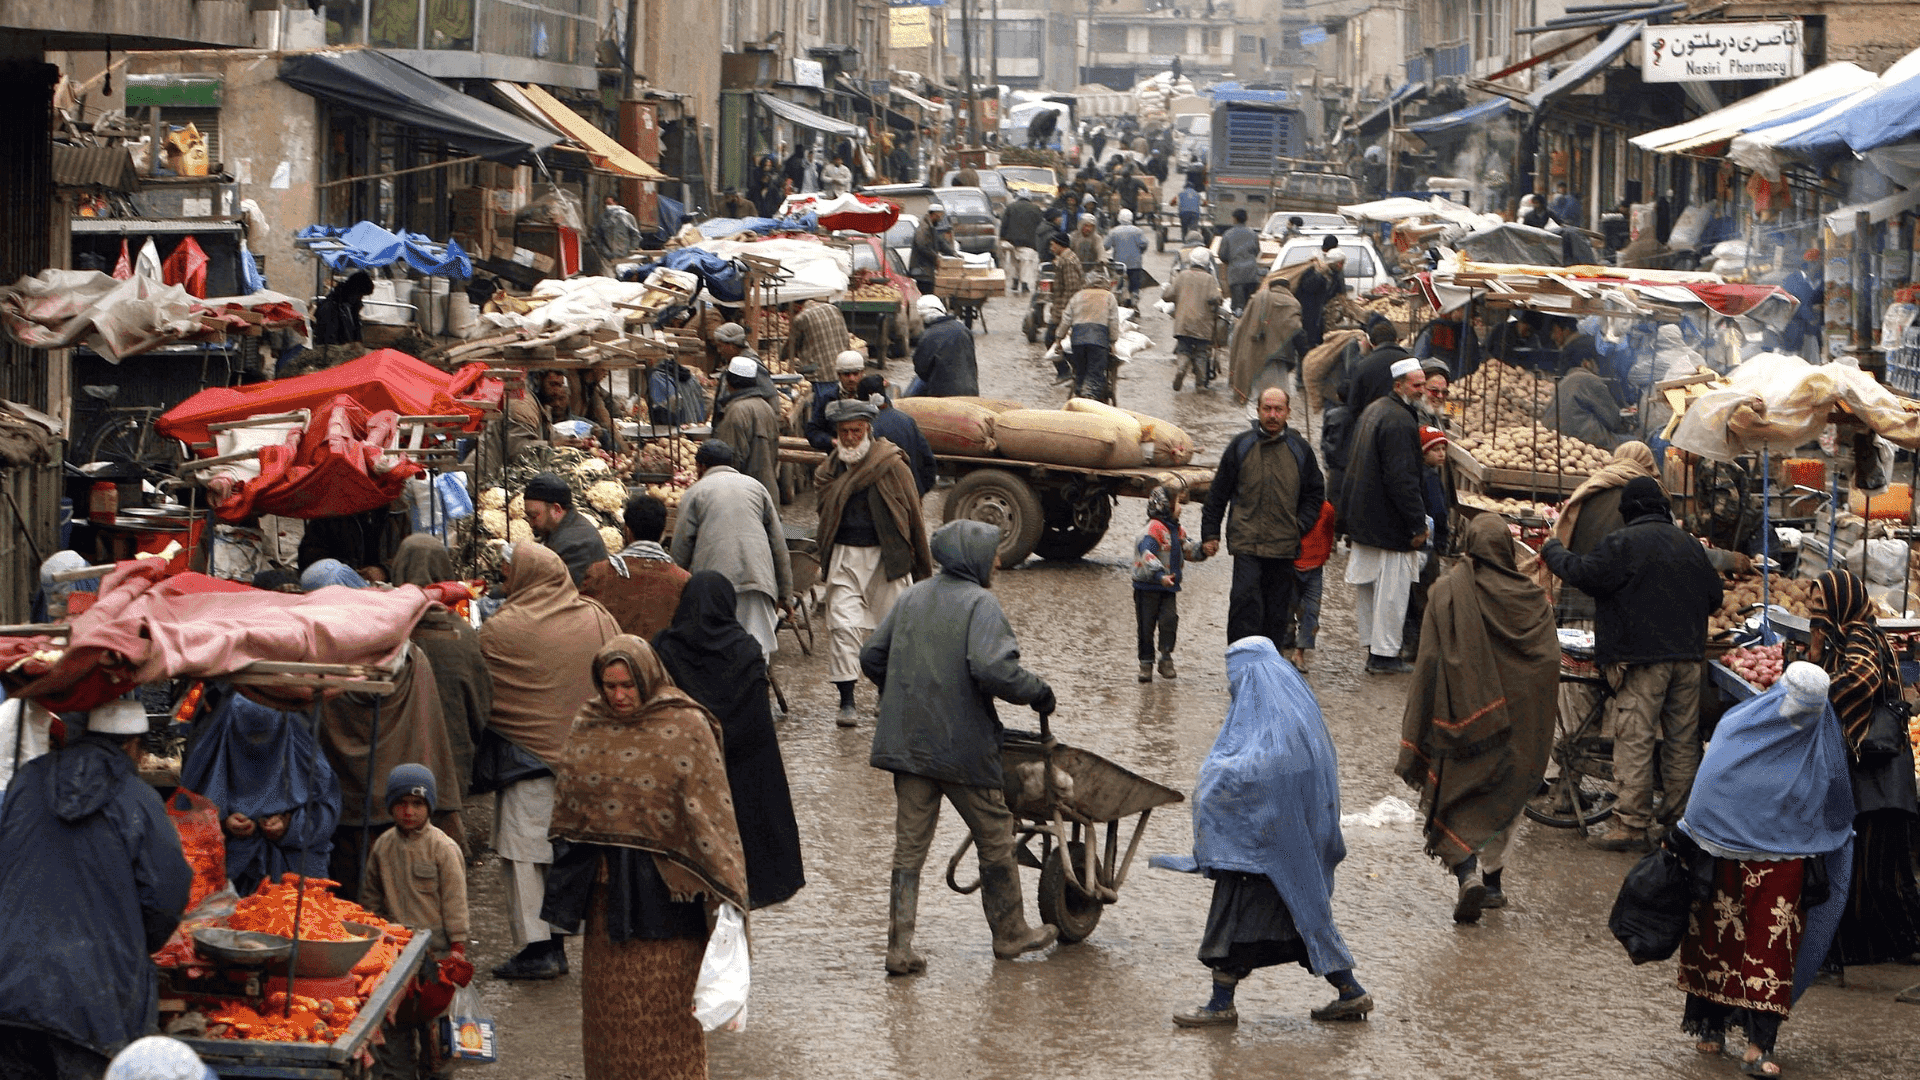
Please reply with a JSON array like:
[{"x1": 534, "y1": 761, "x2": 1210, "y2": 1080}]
[
  {"x1": 1153, "y1": 637, "x2": 1355, "y2": 974},
  {"x1": 180, "y1": 691, "x2": 341, "y2": 895},
  {"x1": 1678, "y1": 681, "x2": 1854, "y2": 1001}
]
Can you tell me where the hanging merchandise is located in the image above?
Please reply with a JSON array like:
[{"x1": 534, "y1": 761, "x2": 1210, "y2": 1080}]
[
  {"x1": 161, "y1": 235, "x2": 209, "y2": 298},
  {"x1": 134, "y1": 237, "x2": 162, "y2": 281},
  {"x1": 111, "y1": 239, "x2": 131, "y2": 280}
]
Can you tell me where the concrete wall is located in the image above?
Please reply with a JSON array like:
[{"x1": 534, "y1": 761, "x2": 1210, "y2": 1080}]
[
  {"x1": 1718, "y1": 0, "x2": 1920, "y2": 70},
  {"x1": 0, "y1": 0, "x2": 260, "y2": 51},
  {"x1": 126, "y1": 50, "x2": 320, "y2": 299}
]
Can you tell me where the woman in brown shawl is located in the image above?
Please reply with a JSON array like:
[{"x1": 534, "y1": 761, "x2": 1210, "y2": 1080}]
[
  {"x1": 542, "y1": 636, "x2": 747, "y2": 1080},
  {"x1": 477, "y1": 541, "x2": 619, "y2": 979},
  {"x1": 1398, "y1": 512, "x2": 1559, "y2": 923},
  {"x1": 1808, "y1": 568, "x2": 1920, "y2": 966},
  {"x1": 390, "y1": 534, "x2": 491, "y2": 840}
]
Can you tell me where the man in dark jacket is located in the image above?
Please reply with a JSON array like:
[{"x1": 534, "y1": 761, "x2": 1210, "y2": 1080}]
[
  {"x1": 806, "y1": 351, "x2": 870, "y2": 451},
  {"x1": 859, "y1": 374, "x2": 937, "y2": 495},
  {"x1": 910, "y1": 295, "x2": 979, "y2": 397},
  {"x1": 1201, "y1": 387, "x2": 1326, "y2": 650},
  {"x1": 1000, "y1": 193, "x2": 1044, "y2": 295},
  {"x1": 1338, "y1": 358, "x2": 1429, "y2": 675},
  {"x1": 1293, "y1": 252, "x2": 1346, "y2": 349},
  {"x1": 1218, "y1": 209, "x2": 1262, "y2": 312},
  {"x1": 522, "y1": 472, "x2": 607, "y2": 587},
  {"x1": 908, "y1": 204, "x2": 955, "y2": 296},
  {"x1": 1541, "y1": 476, "x2": 1722, "y2": 853},
  {"x1": 1342, "y1": 321, "x2": 1414, "y2": 417},
  {"x1": 862, "y1": 520, "x2": 1059, "y2": 975},
  {"x1": 0, "y1": 700, "x2": 191, "y2": 1079}
]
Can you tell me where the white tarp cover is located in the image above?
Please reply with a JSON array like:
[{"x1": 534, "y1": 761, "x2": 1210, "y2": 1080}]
[
  {"x1": 479, "y1": 276, "x2": 652, "y2": 334},
  {"x1": 1729, "y1": 47, "x2": 1920, "y2": 179},
  {"x1": 0, "y1": 270, "x2": 201, "y2": 362},
  {"x1": 1631, "y1": 62, "x2": 1876, "y2": 155},
  {"x1": 690, "y1": 238, "x2": 851, "y2": 304},
  {"x1": 1670, "y1": 353, "x2": 1920, "y2": 460},
  {"x1": 1339, "y1": 195, "x2": 1494, "y2": 227}
]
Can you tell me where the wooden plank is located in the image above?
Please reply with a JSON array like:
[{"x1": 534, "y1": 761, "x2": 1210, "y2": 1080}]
[{"x1": 206, "y1": 412, "x2": 308, "y2": 433}]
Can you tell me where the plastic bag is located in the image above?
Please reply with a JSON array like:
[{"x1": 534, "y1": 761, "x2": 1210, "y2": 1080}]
[
  {"x1": 693, "y1": 902, "x2": 750, "y2": 1032},
  {"x1": 166, "y1": 788, "x2": 227, "y2": 911},
  {"x1": 1340, "y1": 796, "x2": 1418, "y2": 829},
  {"x1": 438, "y1": 983, "x2": 497, "y2": 1064}
]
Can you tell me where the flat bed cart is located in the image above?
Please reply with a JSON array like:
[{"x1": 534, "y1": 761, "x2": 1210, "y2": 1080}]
[
  {"x1": 945, "y1": 714, "x2": 1184, "y2": 942},
  {"x1": 176, "y1": 932, "x2": 433, "y2": 1079},
  {"x1": 778, "y1": 437, "x2": 1214, "y2": 566},
  {"x1": 834, "y1": 298, "x2": 901, "y2": 360}
]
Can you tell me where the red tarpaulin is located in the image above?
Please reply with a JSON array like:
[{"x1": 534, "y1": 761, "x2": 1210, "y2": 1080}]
[
  {"x1": 2, "y1": 560, "x2": 431, "y2": 712},
  {"x1": 157, "y1": 349, "x2": 501, "y2": 452},
  {"x1": 781, "y1": 192, "x2": 902, "y2": 234},
  {"x1": 211, "y1": 395, "x2": 423, "y2": 522}
]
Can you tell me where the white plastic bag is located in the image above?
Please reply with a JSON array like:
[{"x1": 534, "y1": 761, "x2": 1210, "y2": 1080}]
[
  {"x1": 438, "y1": 983, "x2": 497, "y2": 1063},
  {"x1": 693, "y1": 902, "x2": 750, "y2": 1032},
  {"x1": 1340, "y1": 795, "x2": 1418, "y2": 829}
]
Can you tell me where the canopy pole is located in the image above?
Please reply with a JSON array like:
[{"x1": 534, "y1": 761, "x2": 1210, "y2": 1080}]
[
  {"x1": 1762, "y1": 445, "x2": 1772, "y2": 643},
  {"x1": 316, "y1": 155, "x2": 484, "y2": 191},
  {"x1": 357, "y1": 697, "x2": 381, "y2": 901}
]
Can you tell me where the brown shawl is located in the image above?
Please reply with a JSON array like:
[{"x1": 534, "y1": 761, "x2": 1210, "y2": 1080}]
[
  {"x1": 813, "y1": 437, "x2": 933, "y2": 583},
  {"x1": 390, "y1": 534, "x2": 458, "y2": 587},
  {"x1": 478, "y1": 542, "x2": 619, "y2": 766},
  {"x1": 1227, "y1": 282, "x2": 1304, "y2": 405},
  {"x1": 548, "y1": 636, "x2": 749, "y2": 908},
  {"x1": 1397, "y1": 513, "x2": 1560, "y2": 868},
  {"x1": 319, "y1": 642, "x2": 463, "y2": 825},
  {"x1": 1538, "y1": 440, "x2": 1656, "y2": 595}
]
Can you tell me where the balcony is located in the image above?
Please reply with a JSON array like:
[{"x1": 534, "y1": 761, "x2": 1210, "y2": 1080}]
[
  {"x1": 324, "y1": 0, "x2": 599, "y2": 90},
  {"x1": 1435, "y1": 42, "x2": 1471, "y2": 79}
]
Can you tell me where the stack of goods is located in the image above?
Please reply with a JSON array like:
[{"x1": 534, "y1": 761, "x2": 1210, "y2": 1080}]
[
  {"x1": 1451, "y1": 427, "x2": 1609, "y2": 473},
  {"x1": 634, "y1": 434, "x2": 699, "y2": 510},
  {"x1": 848, "y1": 269, "x2": 901, "y2": 304},
  {"x1": 934, "y1": 256, "x2": 1006, "y2": 299},
  {"x1": 154, "y1": 874, "x2": 417, "y2": 1045},
  {"x1": 1707, "y1": 573, "x2": 1816, "y2": 637},
  {"x1": 479, "y1": 446, "x2": 630, "y2": 549},
  {"x1": 894, "y1": 397, "x2": 1196, "y2": 469},
  {"x1": 1452, "y1": 358, "x2": 1556, "y2": 436},
  {"x1": 1720, "y1": 643, "x2": 1785, "y2": 689},
  {"x1": 1359, "y1": 291, "x2": 1413, "y2": 327}
]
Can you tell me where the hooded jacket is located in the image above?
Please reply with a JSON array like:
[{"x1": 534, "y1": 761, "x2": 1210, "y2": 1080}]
[
  {"x1": 0, "y1": 734, "x2": 192, "y2": 1057},
  {"x1": 912, "y1": 315, "x2": 980, "y2": 397},
  {"x1": 862, "y1": 521, "x2": 1051, "y2": 788}
]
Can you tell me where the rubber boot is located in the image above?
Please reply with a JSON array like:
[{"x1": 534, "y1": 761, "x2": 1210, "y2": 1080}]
[
  {"x1": 980, "y1": 863, "x2": 1057, "y2": 960},
  {"x1": 884, "y1": 869, "x2": 927, "y2": 975},
  {"x1": 551, "y1": 932, "x2": 570, "y2": 975}
]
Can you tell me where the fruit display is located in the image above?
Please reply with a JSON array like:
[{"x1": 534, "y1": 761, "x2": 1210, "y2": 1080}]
[
  {"x1": 1458, "y1": 492, "x2": 1558, "y2": 520},
  {"x1": 1452, "y1": 426, "x2": 1608, "y2": 472},
  {"x1": 1709, "y1": 573, "x2": 1816, "y2": 636},
  {"x1": 1721, "y1": 643, "x2": 1785, "y2": 689},
  {"x1": 851, "y1": 281, "x2": 901, "y2": 303}
]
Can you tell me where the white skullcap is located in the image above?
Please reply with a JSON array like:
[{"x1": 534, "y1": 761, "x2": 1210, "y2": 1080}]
[
  {"x1": 1389, "y1": 357, "x2": 1422, "y2": 380},
  {"x1": 106, "y1": 1036, "x2": 217, "y2": 1080},
  {"x1": 1187, "y1": 247, "x2": 1210, "y2": 267},
  {"x1": 88, "y1": 699, "x2": 148, "y2": 736},
  {"x1": 834, "y1": 350, "x2": 866, "y2": 374},
  {"x1": 1117, "y1": 209, "x2": 1133, "y2": 225},
  {"x1": 916, "y1": 294, "x2": 947, "y2": 318},
  {"x1": 726, "y1": 355, "x2": 760, "y2": 379},
  {"x1": 1782, "y1": 661, "x2": 1830, "y2": 713}
]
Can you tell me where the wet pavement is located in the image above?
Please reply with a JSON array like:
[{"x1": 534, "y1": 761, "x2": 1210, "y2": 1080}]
[{"x1": 462, "y1": 245, "x2": 1920, "y2": 1078}]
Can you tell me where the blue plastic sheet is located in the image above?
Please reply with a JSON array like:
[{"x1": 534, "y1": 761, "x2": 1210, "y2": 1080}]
[
  {"x1": 297, "y1": 221, "x2": 473, "y2": 278},
  {"x1": 694, "y1": 214, "x2": 815, "y2": 239},
  {"x1": 618, "y1": 248, "x2": 746, "y2": 302}
]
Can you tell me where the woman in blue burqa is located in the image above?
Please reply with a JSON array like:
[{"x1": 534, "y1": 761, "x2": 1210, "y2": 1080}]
[
  {"x1": 1154, "y1": 636, "x2": 1371, "y2": 1027},
  {"x1": 181, "y1": 687, "x2": 342, "y2": 896},
  {"x1": 1673, "y1": 661, "x2": 1853, "y2": 1078}
]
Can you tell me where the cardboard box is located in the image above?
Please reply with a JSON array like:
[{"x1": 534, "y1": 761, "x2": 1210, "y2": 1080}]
[{"x1": 491, "y1": 237, "x2": 518, "y2": 261}]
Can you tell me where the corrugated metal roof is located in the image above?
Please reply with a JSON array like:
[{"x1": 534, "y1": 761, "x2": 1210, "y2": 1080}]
[{"x1": 52, "y1": 144, "x2": 140, "y2": 191}]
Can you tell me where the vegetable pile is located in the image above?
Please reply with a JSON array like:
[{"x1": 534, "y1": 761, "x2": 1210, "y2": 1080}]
[
  {"x1": 1721, "y1": 643, "x2": 1785, "y2": 690},
  {"x1": 1710, "y1": 574, "x2": 1815, "y2": 636}
]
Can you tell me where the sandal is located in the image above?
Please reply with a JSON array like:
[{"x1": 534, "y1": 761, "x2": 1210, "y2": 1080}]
[
  {"x1": 1741, "y1": 1051, "x2": 1781, "y2": 1077},
  {"x1": 1695, "y1": 1037, "x2": 1724, "y2": 1055}
]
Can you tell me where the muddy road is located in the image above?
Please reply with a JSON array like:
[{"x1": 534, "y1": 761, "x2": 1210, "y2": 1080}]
[{"x1": 462, "y1": 244, "x2": 1919, "y2": 1079}]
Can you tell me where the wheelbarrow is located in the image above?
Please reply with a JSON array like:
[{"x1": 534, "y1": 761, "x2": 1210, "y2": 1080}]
[
  {"x1": 766, "y1": 530, "x2": 820, "y2": 715},
  {"x1": 945, "y1": 710, "x2": 1184, "y2": 942}
]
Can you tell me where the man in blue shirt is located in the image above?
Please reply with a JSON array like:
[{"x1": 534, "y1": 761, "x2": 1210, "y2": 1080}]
[{"x1": 1104, "y1": 209, "x2": 1150, "y2": 304}]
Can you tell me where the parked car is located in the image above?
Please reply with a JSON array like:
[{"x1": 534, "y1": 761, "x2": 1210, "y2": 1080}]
[
  {"x1": 1267, "y1": 234, "x2": 1387, "y2": 295},
  {"x1": 997, "y1": 165, "x2": 1059, "y2": 205},
  {"x1": 881, "y1": 213, "x2": 920, "y2": 269},
  {"x1": 1257, "y1": 211, "x2": 1359, "y2": 265},
  {"x1": 930, "y1": 186, "x2": 998, "y2": 255},
  {"x1": 942, "y1": 169, "x2": 1010, "y2": 215}
]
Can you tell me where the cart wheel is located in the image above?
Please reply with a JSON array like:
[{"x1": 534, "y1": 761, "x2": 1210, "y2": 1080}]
[
  {"x1": 944, "y1": 469, "x2": 1044, "y2": 568},
  {"x1": 1038, "y1": 841, "x2": 1104, "y2": 943},
  {"x1": 1033, "y1": 492, "x2": 1112, "y2": 561}
]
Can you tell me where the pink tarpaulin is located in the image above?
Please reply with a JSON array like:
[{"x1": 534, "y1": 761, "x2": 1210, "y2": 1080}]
[
  {"x1": 7, "y1": 561, "x2": 433, "y2": 712},
  {"x1": 157, "y1": 349, "x2": 501, "y2": 451}
]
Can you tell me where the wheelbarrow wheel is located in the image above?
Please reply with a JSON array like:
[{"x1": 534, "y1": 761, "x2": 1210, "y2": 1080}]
[{"x1": 1038, "y1": 841, "x2": 1104, "y2": 943}]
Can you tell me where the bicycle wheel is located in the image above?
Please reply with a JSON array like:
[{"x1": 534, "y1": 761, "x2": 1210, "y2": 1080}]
[{"x1": 1524, "y1": 767, "x2": 1615, "y2": 830}]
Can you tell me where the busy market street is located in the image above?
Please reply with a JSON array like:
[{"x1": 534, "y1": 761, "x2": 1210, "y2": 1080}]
[{"x1": 6, "y1": 5, "x2": 1920, "y2": 1080}]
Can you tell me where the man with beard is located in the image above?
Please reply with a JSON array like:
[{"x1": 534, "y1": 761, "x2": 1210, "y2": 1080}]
[
  {"x1": 815, "y1": 399, "x2": 932, "y2": 727},
  {"x1": 1337, "y1": 358, "x2": 1429, "y2": 675},
  {"x1": 711, "y1": 354, "x2": 783, "y2": 498}
]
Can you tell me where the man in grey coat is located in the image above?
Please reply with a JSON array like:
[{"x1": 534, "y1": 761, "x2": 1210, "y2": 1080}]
[
  {"x1": 1218, "y1": 208, "x2": 1263, "y2": 313},
  {"x1": 671, "y1": 439, "x2": 793, "y2": 660},
  {"x1": 861, "y1": 520, "x2": 1059, "y2": 975}
]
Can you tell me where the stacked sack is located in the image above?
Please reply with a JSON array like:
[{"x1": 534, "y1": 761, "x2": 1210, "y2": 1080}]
[{"x1": 894, "y1": 396, "x2": 1195, "y2": 469}]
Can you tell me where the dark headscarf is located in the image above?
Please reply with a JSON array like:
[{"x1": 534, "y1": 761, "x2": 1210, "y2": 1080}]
[
  {"x1": 1811, "y1": 568, "x2": 1892, "y2": 753},
  {"x1": 390, "y1": 534, "x2": 457, "y2": 587},
  {"x1": 652, "y1": 573, "x2": 806, "y2": 908},
  {"x1": 181, "y1": 689, "x2": 341, "y2": 893},
  {"x1": 1617, "y1": 475, "x2": 1670, "y2": 521}
]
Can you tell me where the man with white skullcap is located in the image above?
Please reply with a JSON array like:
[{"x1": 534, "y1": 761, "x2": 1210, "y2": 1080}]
[
  {"x1": 0, "y1": 699, "x2": 191, "y2": 1078},
  {"x1": 1104, "y1": 207, "x2": 1149, "y2": 302},
  {"x1": 807, "y1": 349, "x2": 873, "y2": 451},
  {"x1": 1164, "y1": 243, "x2": 1224, "y2": 390},
  {"x1": 1338, "y1": 355, "x2": 1430, "y2": 675},
  {"x1": 712, "y1": 353, "x2": 783, "y2": 498},
  {"x1": 910, "y1": 294, "x2": 979, "y2": 397}
]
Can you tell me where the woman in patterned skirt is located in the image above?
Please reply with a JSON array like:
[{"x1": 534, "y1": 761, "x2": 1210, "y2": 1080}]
[
  {"x1": 1673, "y1": 662, "x2": 1854, "y2": 1077},
  {"x1": 541, "y1": 636, "x2": 749, "y2": 1080}
]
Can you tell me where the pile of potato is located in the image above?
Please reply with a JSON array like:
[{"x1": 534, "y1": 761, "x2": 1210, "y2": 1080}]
[
  {"x1": 1453, "y1": 426, "x2": 1608, "y2": 473},
  {"x1": 851, "y1": 282, "x2": 900, "y2": 302},
  {"x1": 1458, "y1": 492, "x2": 1558, "y2": 520},
  {"x1": 1454, "y1": 359, "x2": 1556, "y2": 436},
  {"x1": 1708, "y1": 573, "x2": 1816, "y2": 637},
  {"x1": 636, "y1": 435, "x2": 698, "y2": 474}
]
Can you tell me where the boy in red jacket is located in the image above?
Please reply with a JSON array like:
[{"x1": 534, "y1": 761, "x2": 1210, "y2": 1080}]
[{"x1": 1289, "y1": 501, "x2": 1337, "y2": 672}]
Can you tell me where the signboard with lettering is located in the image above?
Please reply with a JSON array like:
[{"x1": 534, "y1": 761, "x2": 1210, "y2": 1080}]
[
  {"x1": 793, "y1": 58, "x2": 825, "y2": 89},
  {"x1": 1642, "y1": 21, "x2": 1804, "y2": 83}
]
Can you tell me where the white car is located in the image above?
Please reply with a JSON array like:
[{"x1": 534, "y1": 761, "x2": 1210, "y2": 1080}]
[
  {"x1": 1268, "y1": 234, "x2": 1388, "y2": 296},
  {"x1": 1258, "y1": 212, "x2": 1359, "y2": 265}
]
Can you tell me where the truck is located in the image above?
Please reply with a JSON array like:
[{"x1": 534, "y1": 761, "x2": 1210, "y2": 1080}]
[{"x1": 1208, "y1": 89, "x2": 1360, "y2": 225}]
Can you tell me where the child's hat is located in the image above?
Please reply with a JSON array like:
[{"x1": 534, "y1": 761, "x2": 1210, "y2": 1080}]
[{"x1": 386, "y1": 763, "x2": 436, "y2": 812}]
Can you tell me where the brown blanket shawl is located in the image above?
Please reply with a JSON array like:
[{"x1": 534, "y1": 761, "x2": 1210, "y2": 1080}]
[
  {"x1": 1397, "y1": 514, "x2": 1559, "y2": 868},
  {"x1": 548, "y1": 636, "x2": 748, "y2": 909},
  {"x1": 479, "y1": 542, "x2": 619, "y2": 766},
  {"x1": 814, "y1": 438, "x2": 932, "y2": 583},
  {"x1": 319, "y1": 642, "x2": 463, "y2": 825}
]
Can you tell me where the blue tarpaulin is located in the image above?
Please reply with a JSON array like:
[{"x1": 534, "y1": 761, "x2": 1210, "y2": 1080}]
[
  {"x1": 1407, "y1": 96, "x2": 1513, "y2": 137},
  {"x1": 297, "y1": 221, "x2": 473, "y2": 279},
  {"x1": 619, "y1": 248, "x2": 747, "y2": 302},
  {"x1": 1777, "y1": 66, "x2": 1920, "y2": 160},
  {"x1": 1524, "y1": 21, "x2": 1641, "y2": 110}
]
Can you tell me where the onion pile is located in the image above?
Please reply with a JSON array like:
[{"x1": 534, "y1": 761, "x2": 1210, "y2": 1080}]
[{"x1": 1722, "y1": 643, "x2": 1785, "y2": 689}]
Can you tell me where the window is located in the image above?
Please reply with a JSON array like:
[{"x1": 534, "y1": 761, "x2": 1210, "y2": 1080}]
[
  {"x1": 1148, "y1": 26, "x2": 1186, "y2": 54},
  {"x1": 995, "y1": 19, "x2": 1044, "y2": 59},
  {"x1": 369, "y1": 0, "x2": 419, "y2": 48},
  {"x1": 1202, "y1": 28, "x2": 1222, "y2": 52},
  {"x1": 1471, "y1": 0, "x2": 1510, "y2": 59},
  {"x1": 1093, "y1": 25, "x2": 1129, "y2": 52},
  {"x1": 1238, "y1": 34, "x2": 1257, "y2": 53}
]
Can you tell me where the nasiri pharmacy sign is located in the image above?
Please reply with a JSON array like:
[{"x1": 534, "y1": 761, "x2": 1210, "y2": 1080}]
[{"x1": 1641, "y1": 21, "x2": 1805, "y2": 83}]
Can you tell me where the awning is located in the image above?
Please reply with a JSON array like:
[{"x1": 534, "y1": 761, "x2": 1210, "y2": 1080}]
[
  {"x1": 501, "y1": 81, "x2": 671, "y2": 181},
  {"x1": 756, "y1": 92, "x2": 863, "y2": 139},
  {"x1": 1406, "y1": 97, "x2": 1513, "y2": 138},
  {"x1": 1775, "y1": 47, "x2": 1920, "y2": 164},
  {"x1": 1356, "y1": 81, "x2": 1427, "y2": 136},
  {"x1": 890, "y1": 85, "x2": 952, "y2": 118},
  {"x1": 52, "y1": 144, "x2": 140, "y2": 191},
  {"x1": 1630, "y1": 61, "x2": 1876, "y2": 156},
  {"x1": 1525, "y1": 20, "x2": 1640, "y2": 110},
  {"x1": 1728, "y1": 48, "x2": 1920, "y2": 179},
  {"x1": 280, "y1": 51, "x2": 559, "y2": 163}
]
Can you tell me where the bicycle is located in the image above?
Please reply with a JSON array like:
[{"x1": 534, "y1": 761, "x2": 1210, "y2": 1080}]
[
  {"x1": 1524, "y1": 641, "x2": 1618, "y2": 833},
  {"x1": 72, "y1": 384, "x2": 180, "y2": 477}
]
